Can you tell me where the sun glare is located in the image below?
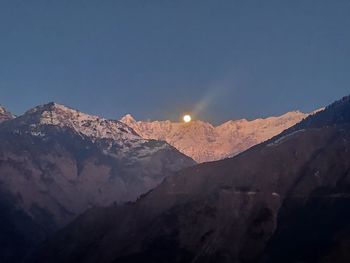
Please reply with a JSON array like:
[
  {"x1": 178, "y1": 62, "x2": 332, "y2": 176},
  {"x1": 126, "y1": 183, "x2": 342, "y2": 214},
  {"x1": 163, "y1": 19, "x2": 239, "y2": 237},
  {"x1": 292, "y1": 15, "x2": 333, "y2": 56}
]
[{"x1": 183, "y1": 114, "x2": 192, "y2": 123}]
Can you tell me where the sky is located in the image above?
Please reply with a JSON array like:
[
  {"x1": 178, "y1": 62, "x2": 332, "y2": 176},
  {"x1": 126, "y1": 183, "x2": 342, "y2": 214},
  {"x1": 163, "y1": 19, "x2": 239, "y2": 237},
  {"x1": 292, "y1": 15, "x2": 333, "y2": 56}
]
[{"x1": 1, "y1": 0, "x2": 350, "y2": 124}]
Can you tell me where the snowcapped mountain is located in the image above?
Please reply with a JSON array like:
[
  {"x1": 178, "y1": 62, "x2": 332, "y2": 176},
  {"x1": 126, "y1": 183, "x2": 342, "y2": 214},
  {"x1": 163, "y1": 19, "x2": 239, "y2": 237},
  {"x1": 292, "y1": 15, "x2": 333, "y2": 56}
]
[
  {"x1": 25, "y1": 103, "x2": 139, "y2": 141},
  {"x1": 0, "y1": 105, "x2": 14, "y2": 122},
  {"x1": 0, "y1": 102, "x2": 195, "y2": 262},
  {"x1": 121, "y1": 111, "x2": 310, "y2": 163},
  {"x1": 0, "y1": 102, "x2": 194, "y2": 224}
]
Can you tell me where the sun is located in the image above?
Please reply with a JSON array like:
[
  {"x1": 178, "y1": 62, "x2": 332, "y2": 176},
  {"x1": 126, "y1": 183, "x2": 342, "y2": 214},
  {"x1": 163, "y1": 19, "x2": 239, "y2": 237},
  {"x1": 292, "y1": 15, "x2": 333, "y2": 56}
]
[{"x1": 183, "y1": 114, "x2": 192, "y2": 123}]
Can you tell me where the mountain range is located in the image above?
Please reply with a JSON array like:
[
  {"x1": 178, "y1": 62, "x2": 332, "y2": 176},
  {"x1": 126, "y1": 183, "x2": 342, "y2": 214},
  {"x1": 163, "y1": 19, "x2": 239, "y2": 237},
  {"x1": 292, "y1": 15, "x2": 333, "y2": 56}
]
[
  {"x1": 121, "y1": 111, "x2": 309, "y2": 163},
  {"x1": 33, "y1": 95, "x2": 350, "y2": 263},
  {"x1": 1, "y1": 98, "x2": 349, "y2": 263}
]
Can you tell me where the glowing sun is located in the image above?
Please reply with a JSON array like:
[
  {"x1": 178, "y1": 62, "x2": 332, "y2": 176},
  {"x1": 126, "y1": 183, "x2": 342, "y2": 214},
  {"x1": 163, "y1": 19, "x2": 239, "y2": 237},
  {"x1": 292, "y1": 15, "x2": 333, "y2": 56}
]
[{"x1": 183, "y1": 114, "x2": 192, "y2": 123}]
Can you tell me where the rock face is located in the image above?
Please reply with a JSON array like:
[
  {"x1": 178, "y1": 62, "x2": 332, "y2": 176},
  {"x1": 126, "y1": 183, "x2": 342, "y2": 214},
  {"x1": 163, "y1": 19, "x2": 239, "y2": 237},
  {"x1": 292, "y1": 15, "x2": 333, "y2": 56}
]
[
  {"x1": 0, "y1": 102, "x2": 194, "y2": 263},
  {"x1": 0, "y1": 105, "x2": 14, "y2": 122},
  {"x1": 35, "y1": 96, "x2": 350, "y2": 263},
  {"x1": 121, "y1": 111, "x2": 308, "y2": 163}
]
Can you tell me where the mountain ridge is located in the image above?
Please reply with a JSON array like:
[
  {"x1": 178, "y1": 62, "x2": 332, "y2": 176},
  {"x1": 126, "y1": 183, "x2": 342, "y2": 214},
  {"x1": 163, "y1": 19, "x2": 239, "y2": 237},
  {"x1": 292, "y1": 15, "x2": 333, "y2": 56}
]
[{"x1": 121, "y1": 110, "x2": 310, "y2": 163}]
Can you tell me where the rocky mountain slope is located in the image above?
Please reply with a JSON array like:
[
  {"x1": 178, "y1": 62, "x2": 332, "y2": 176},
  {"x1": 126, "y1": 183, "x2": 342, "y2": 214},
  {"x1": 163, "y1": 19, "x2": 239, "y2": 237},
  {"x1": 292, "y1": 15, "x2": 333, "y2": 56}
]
[
  {"x1": 0, "y1": 102, "x2": 194, "y2": 263},
  {"x1": 0, "y1": 105, "x2": 14, "y2": 122},
  {"x1": 121, "y1": 111, "x2": 309, "y2": 163},
  {"x1": 34, "y1": 96, "x2": 350, "y2": 263}
]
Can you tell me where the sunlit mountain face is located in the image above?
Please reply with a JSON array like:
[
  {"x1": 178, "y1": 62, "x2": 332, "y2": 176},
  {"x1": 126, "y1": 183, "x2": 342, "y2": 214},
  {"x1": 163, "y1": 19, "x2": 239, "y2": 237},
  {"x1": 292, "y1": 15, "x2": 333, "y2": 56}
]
[
  {"x1": 121, "y1": 110, "x2": 310, "y2": 163},
  {"x1": 31, "y1": 96, "x2": 350, "y2": 263}
]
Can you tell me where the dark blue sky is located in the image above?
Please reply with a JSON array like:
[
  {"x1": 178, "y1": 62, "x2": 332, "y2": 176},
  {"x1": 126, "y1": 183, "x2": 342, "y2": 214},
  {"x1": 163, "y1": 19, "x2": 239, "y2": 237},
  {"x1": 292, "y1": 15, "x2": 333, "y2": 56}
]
[{"x1": 1, "y1": 1, "x2": 350, "y2": 123}]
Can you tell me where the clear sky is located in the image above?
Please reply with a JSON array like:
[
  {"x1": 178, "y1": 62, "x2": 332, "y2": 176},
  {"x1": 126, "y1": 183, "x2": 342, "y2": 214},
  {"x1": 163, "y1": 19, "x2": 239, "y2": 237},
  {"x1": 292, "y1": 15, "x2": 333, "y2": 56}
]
[{"x1": 1, "y1": 0, "x2": 350, "y2": 124}]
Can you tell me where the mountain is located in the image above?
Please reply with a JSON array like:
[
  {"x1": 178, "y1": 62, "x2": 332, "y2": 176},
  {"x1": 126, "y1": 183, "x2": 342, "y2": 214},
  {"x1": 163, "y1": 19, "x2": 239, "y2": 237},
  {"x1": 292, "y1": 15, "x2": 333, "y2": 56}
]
[
  {"x1": 0, "y1": 102, "x2": 194, "y2": 263},
  {"x1": 121, "y1": 111, "x2": 309, "y2": 163},
  {"x1": 0, "y1": 105, "x2": 14, "y2": 122},
  {"x1": 34, "y1": 96, "x2": 350, "y2": 263}
]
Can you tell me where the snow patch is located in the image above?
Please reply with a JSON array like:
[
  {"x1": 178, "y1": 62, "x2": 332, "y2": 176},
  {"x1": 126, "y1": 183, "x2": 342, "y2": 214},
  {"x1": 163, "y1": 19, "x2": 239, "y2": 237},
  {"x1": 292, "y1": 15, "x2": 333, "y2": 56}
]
[{"x1": 267, "y1": 129, "x2": 306, "y2": 147}]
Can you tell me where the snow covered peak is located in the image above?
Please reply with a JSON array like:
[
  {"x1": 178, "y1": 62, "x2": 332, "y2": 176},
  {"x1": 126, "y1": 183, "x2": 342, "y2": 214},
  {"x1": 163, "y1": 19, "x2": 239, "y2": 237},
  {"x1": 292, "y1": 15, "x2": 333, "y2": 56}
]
[
  {"x1": 121, "y1": 114, "x2": 136, "y2": 124},
  {"x1": 26, "y1": 102, "x2": 81, "y2": 116},
  {"x1": 23, "y1": 102, "x2": 140, "y2": 141},
  {"x1": 0, "y1": 105, "x2": 14, "y2": 122},
  {"x1": 0, "y1": 105, "x2": 6, "y2": 114}
]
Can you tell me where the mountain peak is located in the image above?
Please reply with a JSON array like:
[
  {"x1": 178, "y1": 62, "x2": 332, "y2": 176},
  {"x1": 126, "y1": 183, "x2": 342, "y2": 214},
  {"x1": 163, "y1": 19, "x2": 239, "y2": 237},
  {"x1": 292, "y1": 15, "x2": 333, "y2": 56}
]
[
  {"x1": 0, "y1": 105, "x2": 7, "y2": 114},
  {"x1": 26, "y1": 102, "x2": 82, "y2": 115},
  {"x1": 0, "y1": 105, "x2": 14, "y2": 122},
  {"x1": 17, "y1": 102, "x2": 141, "y2": 141},
  {"x1": 121, "y1": 114, "x2": 136, "y2": 124}
]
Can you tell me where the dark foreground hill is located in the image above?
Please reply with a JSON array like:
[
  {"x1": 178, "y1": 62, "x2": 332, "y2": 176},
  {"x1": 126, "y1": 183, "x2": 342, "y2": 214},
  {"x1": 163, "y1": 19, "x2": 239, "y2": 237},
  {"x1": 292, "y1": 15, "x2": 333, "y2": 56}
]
[{"x1": 31, "y1": 95, "x2": 350, "y2": 263}]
